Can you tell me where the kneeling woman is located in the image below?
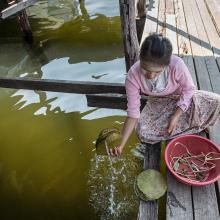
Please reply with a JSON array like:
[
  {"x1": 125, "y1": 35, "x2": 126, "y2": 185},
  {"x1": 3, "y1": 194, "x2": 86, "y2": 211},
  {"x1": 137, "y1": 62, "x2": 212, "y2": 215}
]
[{"x1": 110, "y1": 33, "x2": 220, "y2": 156}]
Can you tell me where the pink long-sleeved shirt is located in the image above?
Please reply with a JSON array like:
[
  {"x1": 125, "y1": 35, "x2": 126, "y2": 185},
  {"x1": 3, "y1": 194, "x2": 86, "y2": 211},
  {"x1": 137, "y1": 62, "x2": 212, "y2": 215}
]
[{"x1": 125, "y1": 55, "x2": 196, "y2": 118}]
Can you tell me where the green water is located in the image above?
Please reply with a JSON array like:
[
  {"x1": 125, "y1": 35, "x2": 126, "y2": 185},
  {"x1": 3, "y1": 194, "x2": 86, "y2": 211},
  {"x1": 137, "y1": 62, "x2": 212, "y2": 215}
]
[
  {"x1": 0, "y1": 88, "x2": 144, "y2": 219},
  {"x1": 0, "y1": 1, "x2": 148, "y2": 219}
]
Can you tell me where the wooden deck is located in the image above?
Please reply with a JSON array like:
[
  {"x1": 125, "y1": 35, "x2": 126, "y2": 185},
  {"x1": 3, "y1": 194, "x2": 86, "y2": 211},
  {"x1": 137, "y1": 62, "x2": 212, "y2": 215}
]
[{"x1": 139, "y1": 0, "x2": 220, "y2": 219}]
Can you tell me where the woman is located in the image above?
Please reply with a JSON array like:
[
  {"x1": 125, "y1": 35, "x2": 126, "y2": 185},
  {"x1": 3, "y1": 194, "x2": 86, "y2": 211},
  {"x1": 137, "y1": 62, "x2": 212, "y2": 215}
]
[{"x1": 110, "y1": 33, "x2": 220, "y2": 156}]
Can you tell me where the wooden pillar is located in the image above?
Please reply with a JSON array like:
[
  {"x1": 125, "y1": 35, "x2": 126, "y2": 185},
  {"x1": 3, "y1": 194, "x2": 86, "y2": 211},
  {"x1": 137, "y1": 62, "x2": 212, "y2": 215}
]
[
  {"x1": 17, "y1": 6, "x2": 33, "y2": 43},
  {"x1": 135, "y1": 0, "x2": 147, "y2": 43},
  {"x1": 119, "y1": 0, "x2": 139, "y2": 72},
  {"x1": 6, "y1": 0, "x2": 33, "y2": 43}
]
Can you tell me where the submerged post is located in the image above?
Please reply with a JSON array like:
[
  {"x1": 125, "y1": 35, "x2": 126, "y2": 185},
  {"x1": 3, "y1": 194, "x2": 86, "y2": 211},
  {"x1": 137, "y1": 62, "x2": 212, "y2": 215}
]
[
  {"x1": 16, "y1": 0, "x2": 33, "y2": 43},
  {"x1": 5, "y1": 0, "x2": 33, "y2": 43},
  {"x1": 119, "y1": 0, "x2": 139, "y2": 72}
]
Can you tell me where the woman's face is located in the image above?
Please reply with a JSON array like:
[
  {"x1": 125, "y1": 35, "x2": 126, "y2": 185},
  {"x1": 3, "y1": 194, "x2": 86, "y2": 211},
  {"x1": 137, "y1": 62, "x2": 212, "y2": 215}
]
[{"x1": 140, "y1": 61, "x2": 166, "y2": 79}]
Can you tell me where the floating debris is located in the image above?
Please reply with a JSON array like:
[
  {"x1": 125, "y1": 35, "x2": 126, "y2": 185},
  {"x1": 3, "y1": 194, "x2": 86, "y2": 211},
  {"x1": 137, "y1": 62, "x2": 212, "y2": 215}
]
[
  {"x1": 95, "y1": 128, "x2": 121, "y2": 155},
  {"x1": 92, "y1": 73, "x2": 109, "y2": 79}
]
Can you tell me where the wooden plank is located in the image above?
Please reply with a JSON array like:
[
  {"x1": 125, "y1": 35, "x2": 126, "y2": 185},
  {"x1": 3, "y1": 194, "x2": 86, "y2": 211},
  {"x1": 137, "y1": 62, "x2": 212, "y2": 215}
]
[
  {"x1": 141, "y1": 0, "x2": 159, "y2": 44},
  {"x1": 86, "y1": 93, "x2": 147, "y2": 110},
  {"x1": 1, "y1": 0, "x2": 38, "y2": 19},
  {"x1": 189, "y1": 0, "x2": 213, "y2": 56},
  {"x1": 165, "y1": 0, "x2": 178, "y2": 55},
  {"x1": 183, "y1": 1, "x2": 220, "y2": 219},
  {"x1": 175, "y1": 0, "x2": 192, "y2": 57},
  {"x1": 190, "y1": 1, "x2": 220, "y2": 216},
  {"x1": 204, "y1": 0, "x2": 220, "y2": 36},
  {"x1": 182, "y1": 0, "x2": 212, "y2": 91},
  {"x1": 195, "y1": 0, "x2": 220, "y2": 57},
  {"x1": 174, "y1": 0, "x2": 198, "y2": 88},
  {"x1": 166, "y1": 171, "x2": 193, "y2": 220},
  {"x1": 166, "y1": 0, "x2": 195, "y2": 218},
  {"x1": 119, "y1": 0, "x2": 139, "y2": 71},
  {"x1": 138, "y1": 143, "x2": 161, "y2": 220},
  {"x1": 192, "y1": 175, "x2": 219, "y2": 220},
  {"x1": 157, "y1": 0, "x2": 166, "y2": 35},
  {"x1": 191, "y1": 132, "x2": 220, "y2": 220},
  {"x1": 0, "y1": 77, "x2": 126, "y2": 94}
]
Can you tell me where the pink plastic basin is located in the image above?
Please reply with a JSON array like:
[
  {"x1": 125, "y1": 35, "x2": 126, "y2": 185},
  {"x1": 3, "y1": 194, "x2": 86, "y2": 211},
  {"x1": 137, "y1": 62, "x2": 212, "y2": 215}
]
[{"x1": 165, "y1": 135, "x2": 220, "y2": 186}]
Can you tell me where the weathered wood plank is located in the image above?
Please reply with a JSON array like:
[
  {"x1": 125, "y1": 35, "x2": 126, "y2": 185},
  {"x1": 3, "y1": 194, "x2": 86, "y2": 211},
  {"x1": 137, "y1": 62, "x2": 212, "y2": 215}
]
[
  {"x1": 138, "y1": 143, "x2": 161, "y2": 220},
  {"x1": 166, "y1": 171, "x2": 193, "y2": 220},
  {"x1": 192, "y1": 183, "x2": 219, "y2": 220},
  {"x1": 0, "y1": 77, "x2": 126, "y2": 94},
  {"x1": 183, "y1": 1, "x2": 220, "y2": 218},
  {"x1": 119, "y1": 0, "x2": 139, "y2": 71},
  {"x1": 195, "y1": 0, "x2": 220, "y2": 57},
  {"x1": 86, "y1": 93, "x2": 147, "y2": 110},
  {"x1": 141, "y1": 0, "x2": 159, "y2": 44},
  {"x1": 182, "y1": 0, "x2": 212, "y2": 91},
  {"x1": 165, "y1": 0, "x2": 178, "y2": 55},
  {"x1": 1, "y1": 0, "x2": 38, "y2": 19},
  {"x1": 166, "y1": 1, "x2": 194, "y2": 219},
  {"x1": 174, "y1": 0, "x2": 192, "y2": 57},
  {"x1": 204, "y1": 0, "x2": 220, "y2": 36},
  {"x1": 174, "y1": 0, "x2": 197, "y2": 87},
  {"x1": 190, "y1": 1, "x2": 220, "y2": 217},
  {"x1": 157, "y1": 0, "x2": 166, "y2": 35},
  {"x1": 192, "y1": 132, "x2": 220, "y2": 220}
]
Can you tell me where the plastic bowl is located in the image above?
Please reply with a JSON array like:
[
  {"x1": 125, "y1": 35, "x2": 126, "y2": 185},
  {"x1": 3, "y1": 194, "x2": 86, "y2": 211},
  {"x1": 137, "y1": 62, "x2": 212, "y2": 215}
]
[{"x1": 165, "y1": 135, "x2": 220, "y2": 186}]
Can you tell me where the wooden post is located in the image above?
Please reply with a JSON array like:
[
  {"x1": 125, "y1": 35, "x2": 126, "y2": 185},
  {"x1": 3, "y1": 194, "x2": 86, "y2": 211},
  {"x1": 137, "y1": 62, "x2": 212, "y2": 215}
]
[
  {"x1": 16, "y1": 0, "x2": 33, "y2": 43},
  {"x1": 119, "y1": 0, "x2": 139, "y2": 72},
  {"x1": 136, "y1": 0, "x2": 147, "y2": 18},
  {"x1": 5, "y1": 0, "x2": 33, "y2": 43},
  {"x1": 135, "y1": 0, "x2": 147, "y2": 43}
]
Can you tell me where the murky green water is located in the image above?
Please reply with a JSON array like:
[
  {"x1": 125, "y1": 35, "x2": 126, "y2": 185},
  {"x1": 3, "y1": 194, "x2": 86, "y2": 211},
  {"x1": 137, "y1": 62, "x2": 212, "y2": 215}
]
[{"x1": 0, "y1": 1, "x2": 150, "y2": 219}]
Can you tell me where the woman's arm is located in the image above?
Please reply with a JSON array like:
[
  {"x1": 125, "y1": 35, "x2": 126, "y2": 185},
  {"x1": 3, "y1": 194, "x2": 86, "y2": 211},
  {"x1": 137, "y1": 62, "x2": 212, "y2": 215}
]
[
  {"x1": 109, "y1": 64, "x2": 140, "y2": 156},
  {"x1": 109, "y1": 116, "x2": 138, "y2": 156}
]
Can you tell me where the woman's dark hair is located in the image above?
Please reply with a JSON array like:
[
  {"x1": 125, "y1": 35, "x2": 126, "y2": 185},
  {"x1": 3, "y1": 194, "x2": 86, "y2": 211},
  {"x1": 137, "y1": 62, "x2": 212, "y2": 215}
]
[{"x1": 140, "y1": 33, "x2": 173, "y2": 66}]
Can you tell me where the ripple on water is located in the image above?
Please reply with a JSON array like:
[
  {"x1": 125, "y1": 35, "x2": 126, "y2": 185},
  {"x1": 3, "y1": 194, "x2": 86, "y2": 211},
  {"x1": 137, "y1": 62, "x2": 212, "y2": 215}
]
[{"x1": 87, "y1": 154, "x2": 142, "y2": 219}]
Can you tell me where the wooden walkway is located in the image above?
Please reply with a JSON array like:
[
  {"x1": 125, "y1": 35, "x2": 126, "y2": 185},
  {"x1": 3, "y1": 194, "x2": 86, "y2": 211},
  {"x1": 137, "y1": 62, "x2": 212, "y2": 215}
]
[{"x1": 139, "y1": 0, "x2": 220, "y2": 219}]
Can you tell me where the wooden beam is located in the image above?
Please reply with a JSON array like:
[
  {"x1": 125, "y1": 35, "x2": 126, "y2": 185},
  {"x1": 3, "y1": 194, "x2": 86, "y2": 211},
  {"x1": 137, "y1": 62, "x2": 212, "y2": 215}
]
[
  {"x1": 1, "y1": 0, "x2": 38, "y2": 19},
  {"x1": 0, "y1": 76, "x2": 126, "y2": 94},
  {"x1": 119, "y1": 0, "x2": 139, "y2": 72},
  {"x1": 86, "y1": 93, "x2": 147, "y2": 110}
]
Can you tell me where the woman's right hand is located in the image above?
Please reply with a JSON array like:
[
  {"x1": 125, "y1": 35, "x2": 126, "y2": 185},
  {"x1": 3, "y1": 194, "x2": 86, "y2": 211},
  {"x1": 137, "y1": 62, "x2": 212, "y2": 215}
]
[{"x1": 109, "y1": 145, "x2": 124, "y2": 157}]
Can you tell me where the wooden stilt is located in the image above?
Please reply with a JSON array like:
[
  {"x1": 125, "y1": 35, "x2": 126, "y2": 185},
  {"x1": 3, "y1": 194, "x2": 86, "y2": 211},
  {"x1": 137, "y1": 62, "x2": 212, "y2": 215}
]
[
  {"x1": 119, "y1": 0, "x2": 139, "y2": 72},
  {"x1": 16, "y1": 0, "x2": 33, "y2": 43},
  {"x1": 5, "y1": 0, "x2": 33, "y2": 43}
]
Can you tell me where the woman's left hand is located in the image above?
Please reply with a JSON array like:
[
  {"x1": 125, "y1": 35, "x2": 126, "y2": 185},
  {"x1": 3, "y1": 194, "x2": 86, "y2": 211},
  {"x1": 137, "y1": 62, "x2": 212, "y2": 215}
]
[
  {"x1": 167, "y1": 115, "x2": 179, "y2": 134},
  {"x1": 168, "y1": 107, "x2": 184, "y2": 134}
]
